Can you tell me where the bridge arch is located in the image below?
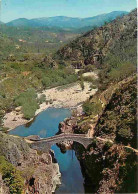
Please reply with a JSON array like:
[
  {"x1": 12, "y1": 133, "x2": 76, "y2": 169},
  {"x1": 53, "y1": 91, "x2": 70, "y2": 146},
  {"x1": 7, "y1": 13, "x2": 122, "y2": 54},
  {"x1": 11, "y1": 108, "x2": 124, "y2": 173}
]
[{"x1": 25, "y1": 134, "x2": 93, "y2": 151}]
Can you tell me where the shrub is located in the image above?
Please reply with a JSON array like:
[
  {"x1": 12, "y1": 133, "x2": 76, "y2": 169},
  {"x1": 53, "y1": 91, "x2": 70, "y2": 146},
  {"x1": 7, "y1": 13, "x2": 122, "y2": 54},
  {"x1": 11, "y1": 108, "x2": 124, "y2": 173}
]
[
  {"x1": 0, "y1": 156, "x2": 24, "y2": 194},
  {"x1": 0, "y1": 127, "x2": 9, "y2": 133},
  {"x1": 71, "y1": 109, "x2": 78, "y2": 117},
  {"x1": 81, "y1": 124, "x2": 90, "y2": 134},
  {"x1": 42, "y1": 76, "x2": 51, "y2": 88},
  {"x1": 84, "y1": 64, "x2": 95, "y2": 72},
  {"x1": 80, "y1": 78, "x2": 84, "y2": 90},
  {"x1": 38, "y1": 94, "x2": 46, "y2": 104},
  {"x1": 91, "y1": 138, "x2": 97, "y2": 148},
  {"x1": 109, "y1": 63, "x2": 136, "y2": 82},
  {"x1": 117, "y1": 128, "x2": 132, "y2": 144},
  {"x1": 41, "y1": 68, "x2": 77, "y2": 89},
  {"x1": 15, "y1": 88, "x2": 37, "y2": 107},
  {"x1": 104, "y1": 141, "x2": 113, "y2": 150},
  {"x1": 22, "y1": 101, "x2": 39, "y2": 119},
  {"x1": 83, "y1": 100, "x2": 102, "y2": 116},
  {"x1": 90, "y1": 83, "x2": 98, "y2": 90}
]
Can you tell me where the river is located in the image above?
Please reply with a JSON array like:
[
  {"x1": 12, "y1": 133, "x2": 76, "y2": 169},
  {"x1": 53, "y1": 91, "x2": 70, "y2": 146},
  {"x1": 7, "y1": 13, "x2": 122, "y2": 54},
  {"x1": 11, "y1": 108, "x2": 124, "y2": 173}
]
[{"x1": 9, "y1": 107, "x2": 85, "y2": 193}]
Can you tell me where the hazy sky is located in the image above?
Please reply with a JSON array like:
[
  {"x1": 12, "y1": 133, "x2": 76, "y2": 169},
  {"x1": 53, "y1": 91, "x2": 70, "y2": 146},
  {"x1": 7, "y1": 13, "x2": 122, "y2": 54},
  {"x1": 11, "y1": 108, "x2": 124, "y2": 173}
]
[{"x1": 0, "y1": 0, "x2": 137, "y2": 22}]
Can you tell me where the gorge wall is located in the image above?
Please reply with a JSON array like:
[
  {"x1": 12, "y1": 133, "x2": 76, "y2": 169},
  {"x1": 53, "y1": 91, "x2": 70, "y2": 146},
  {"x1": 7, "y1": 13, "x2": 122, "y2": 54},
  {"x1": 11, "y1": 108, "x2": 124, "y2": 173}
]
[{"x1": 0, "y1": 132, "x2": 61, "y2": 194}]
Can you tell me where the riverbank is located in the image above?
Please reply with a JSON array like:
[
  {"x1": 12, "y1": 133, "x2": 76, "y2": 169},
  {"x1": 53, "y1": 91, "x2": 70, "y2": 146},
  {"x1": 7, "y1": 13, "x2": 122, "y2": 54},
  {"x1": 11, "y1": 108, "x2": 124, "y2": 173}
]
[{"x1": 3, "y1": 81, "x2": 97, "y2": 131}]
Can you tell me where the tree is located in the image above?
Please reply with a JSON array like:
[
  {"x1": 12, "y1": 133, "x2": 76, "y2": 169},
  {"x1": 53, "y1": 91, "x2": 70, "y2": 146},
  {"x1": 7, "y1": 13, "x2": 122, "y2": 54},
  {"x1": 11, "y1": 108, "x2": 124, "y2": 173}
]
[
  {"x1": 83, "y1": 100, "x2": 102, "y2": 116},
  {"x1": 80, "y1": 76, "x2": 84, "y2": 90}
]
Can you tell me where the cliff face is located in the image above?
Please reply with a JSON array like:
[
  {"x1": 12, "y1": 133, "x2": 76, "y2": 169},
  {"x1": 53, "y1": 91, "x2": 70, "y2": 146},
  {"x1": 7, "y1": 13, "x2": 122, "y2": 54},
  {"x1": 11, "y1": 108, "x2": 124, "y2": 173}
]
[
  {"x1": 0, "y1": 132, "x2": 61, "y2": 194},
  {"x1": 75, "y1": 139, "x2": 137, "y2": 194},
  {"x1": 94, "y1": 75, "x2": 137, "y2": 147},
  {"x1": 78, "y1": 75, "x2": 137, "y2": 193},
  {"x1": 55, "y1": 9, "x2": 136, "y2": 68}
]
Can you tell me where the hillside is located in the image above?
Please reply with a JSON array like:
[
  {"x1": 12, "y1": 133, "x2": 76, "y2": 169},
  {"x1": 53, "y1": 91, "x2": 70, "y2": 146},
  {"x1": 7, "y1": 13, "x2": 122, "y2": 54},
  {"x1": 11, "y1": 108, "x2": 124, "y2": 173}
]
[
  {"x1": 0, "y1": 10, "x2": 130, "y2": 56},
  {"x1": 56, "y1": 9, "x2": 136, "y2": 69},
  {"x1": 94, "y1": 76, "x2": 137, "y2": 147},
  {"x1": 6, "y1": 11, "x2": 128, "y2": 29},
  {"x1": 72, "y1": 74, "x2": 137, "y2": 193},
  {"x1": 0, "y1": 32, "x2": 19, "y2": 61},
  {"x1": 0, "y1": 25, "x2": 79, "y2": 55}
]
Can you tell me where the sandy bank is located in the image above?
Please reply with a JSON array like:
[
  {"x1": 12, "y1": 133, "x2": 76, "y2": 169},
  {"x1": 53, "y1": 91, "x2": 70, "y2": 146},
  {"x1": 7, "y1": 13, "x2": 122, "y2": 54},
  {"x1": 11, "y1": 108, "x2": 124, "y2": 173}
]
[{"x1": 3, "y1": 82, "x2": 97, "y2": 131}]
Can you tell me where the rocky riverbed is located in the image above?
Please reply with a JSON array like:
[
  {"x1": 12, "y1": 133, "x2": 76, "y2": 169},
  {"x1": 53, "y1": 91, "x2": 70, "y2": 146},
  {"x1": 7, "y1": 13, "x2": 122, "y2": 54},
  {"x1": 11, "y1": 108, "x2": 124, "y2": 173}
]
[{"x1": 3, "y1": 81, "x2": 97, "y2": 131}]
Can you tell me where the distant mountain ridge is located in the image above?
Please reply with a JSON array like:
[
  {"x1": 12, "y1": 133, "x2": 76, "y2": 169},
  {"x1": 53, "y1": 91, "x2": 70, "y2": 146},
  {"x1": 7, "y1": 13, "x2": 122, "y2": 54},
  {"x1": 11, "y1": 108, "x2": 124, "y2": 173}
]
[{"x1": 6, "y1": 11, "x2": 128, "y2": 29}]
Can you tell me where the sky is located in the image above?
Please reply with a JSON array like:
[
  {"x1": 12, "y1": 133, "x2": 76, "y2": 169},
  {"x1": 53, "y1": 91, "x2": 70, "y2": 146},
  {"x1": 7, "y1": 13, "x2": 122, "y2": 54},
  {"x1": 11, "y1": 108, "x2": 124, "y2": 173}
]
[{"x1": 0, "y1": 0, "x2": 137, "y2": 22}]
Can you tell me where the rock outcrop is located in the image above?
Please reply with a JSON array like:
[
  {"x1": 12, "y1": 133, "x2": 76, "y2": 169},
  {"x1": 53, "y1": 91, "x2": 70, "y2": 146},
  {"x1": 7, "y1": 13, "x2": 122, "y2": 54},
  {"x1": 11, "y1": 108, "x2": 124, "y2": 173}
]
[
  {"x1": 0, "y1": 132, "x2": 61, "y2": 194},
  {"x1": 58, "y1": 117, "x2": 78, "y2": 134},
  {"x1": 74, "y1": 140, "x2": 137, "y2": 193},
  {"x1": 57, "y1": 117, "x2": 81, "y2": 150}
]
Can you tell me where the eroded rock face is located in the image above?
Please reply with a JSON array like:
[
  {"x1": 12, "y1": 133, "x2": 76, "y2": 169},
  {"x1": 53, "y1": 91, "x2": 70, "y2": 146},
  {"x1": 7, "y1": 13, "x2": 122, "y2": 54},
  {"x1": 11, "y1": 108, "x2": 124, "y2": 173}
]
[
  {"x1": 42, "y1": 55, "x2": 57, "y2": 68},
  {"x1": 58, "y1": 115, "x2": 91, "y2": 136},
  {"x1": 74, "y1": 140, "x2": 137, "y2": 194},
  {"x1": 58, "y1": 117, "x2": 78, "y2": 134},
  {"x1": 57, "y1": 140, "x2": 73, "y2": 153},
  {"x1": 0, "y1": 132, "x2": 61, "y2": 194},
  {"x1": 57, "y1": 117, "x2": 78, "y2": 149}
]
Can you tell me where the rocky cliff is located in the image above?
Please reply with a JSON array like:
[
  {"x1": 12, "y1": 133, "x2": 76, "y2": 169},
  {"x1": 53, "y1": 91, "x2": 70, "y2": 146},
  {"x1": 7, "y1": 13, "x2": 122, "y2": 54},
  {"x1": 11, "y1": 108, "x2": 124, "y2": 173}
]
[
  {"x1": 94, "y1": 75, "x2": 137, "y2": 147},
  {"x1": 74, "y1": 139, "x2": 137, "y2": 193},
  {"x1": 0, "y1": 132, "x2": 61, "y2": 194}
]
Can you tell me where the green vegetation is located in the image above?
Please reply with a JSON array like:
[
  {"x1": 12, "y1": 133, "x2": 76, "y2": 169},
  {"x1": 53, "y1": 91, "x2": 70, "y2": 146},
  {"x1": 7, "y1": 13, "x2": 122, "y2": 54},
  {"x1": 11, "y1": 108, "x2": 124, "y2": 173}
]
[
  {"x1": 0, "y1": 25, "x2": 79, "y2": 56},
  {"x1": 0, "y1": 54, "x2": 77, "y2": 122},
  {"x1": 0, "y1": 156, "x2": 24, "y2": 194},
  {"x1": 79, "y1": 77, "x2": 85, "y2": 90},
  {"x1": 83, "y1": 99, "x2": 102, "y2": 116},
  {"x1": 99, "y1": 57, "x2": 136, "y2": 91},
  {"x1": 74, "y1": 122, "x2": 90, "y2": 134},
  {"x1": 6, "y1": 66, "x2": 77, "y2": 120},
  {"x1": 108, "y1": 62, "x2": 135, "y2": 81},
  {"x1": 15, "y1": 88, "x2": 39, "y2": 119},
  {"x1": 117, "y1": 128, "x2": 132, "y2": 144},
  {"x1": 81, "y1": 124, "x2": 90, "y2": 134},
  {"x1": 104, "y1": 141, "x2": 113, "y2": 150},
  {"x1": 95, "y1": 76, "x2": 137, "y2": 147},
  {"x1": 41, "y1": 68, "x2": 77, "y2": 89},
  {"x1": 91, "y1": 138, "x2": 98, "y2": 148}
]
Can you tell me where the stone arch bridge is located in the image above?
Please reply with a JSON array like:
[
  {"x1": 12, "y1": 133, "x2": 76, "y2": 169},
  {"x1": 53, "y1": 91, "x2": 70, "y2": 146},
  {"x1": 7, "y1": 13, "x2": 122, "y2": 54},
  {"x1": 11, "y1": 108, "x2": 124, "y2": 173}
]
[{"x1": 25, "y1": 133, "x2": 93, "y2": 151}]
